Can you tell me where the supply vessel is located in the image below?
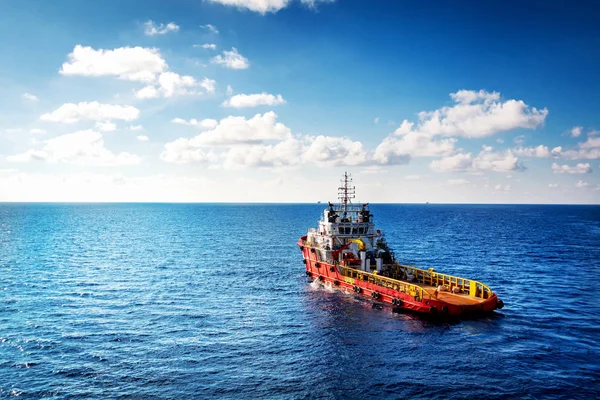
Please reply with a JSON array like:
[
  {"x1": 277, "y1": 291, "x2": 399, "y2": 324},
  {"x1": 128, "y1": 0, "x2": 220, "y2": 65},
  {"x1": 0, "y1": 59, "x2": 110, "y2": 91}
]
[{"x1": 298, "y1": 172, "x2": 504, "y2": 316}]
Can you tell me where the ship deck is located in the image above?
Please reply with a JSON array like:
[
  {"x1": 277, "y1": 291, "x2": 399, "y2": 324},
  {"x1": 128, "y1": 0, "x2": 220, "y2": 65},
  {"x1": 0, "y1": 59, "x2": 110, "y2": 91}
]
[{"x1": 411, "y1": 282, "x2": 488, "y2": 305}]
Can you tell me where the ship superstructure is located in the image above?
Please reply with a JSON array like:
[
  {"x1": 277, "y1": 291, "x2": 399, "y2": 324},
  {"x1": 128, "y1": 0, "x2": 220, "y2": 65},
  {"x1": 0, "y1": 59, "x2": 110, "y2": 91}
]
[{"x1": 298, "y1": 172, "x2": 503, "y2": 316}]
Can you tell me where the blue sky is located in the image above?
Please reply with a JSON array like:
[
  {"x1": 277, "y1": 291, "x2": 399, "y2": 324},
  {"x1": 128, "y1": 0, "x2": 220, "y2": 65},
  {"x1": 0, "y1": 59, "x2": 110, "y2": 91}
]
[{"x1": 1, "y1": 0, "x2": 599, "y2": 203}]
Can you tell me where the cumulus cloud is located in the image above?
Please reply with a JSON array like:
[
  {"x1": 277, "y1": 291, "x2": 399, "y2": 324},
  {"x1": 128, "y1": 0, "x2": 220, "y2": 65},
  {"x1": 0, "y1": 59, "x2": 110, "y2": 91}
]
[
  {"x1": 7, "y1": 130, "x2": 141, "y2": 166},
  {"x1": 430, "y1": 152, "x2": 473, "y2": 172},
  {"x1": 161, "y1": 111, "x2": 367, "y2": 168},
  {"x1": 473, "y1": 148, "x2": 524, "y2": 172},
  {"x1": 211, "y1": 48, "x2": 249, "y2": 69},
  {"x1": 22, "y1": 93, "x2": 39, "y2": 102},
  {"x1": 195, "y1": 43, "x2": 217, "y2": 50},
  {"x1": 206, "y1": 0, "x2": 333, "y2": 14},
  {"x1": 430, "y1": 147, "x2": 524, "y2": 173},
  {"x1": 29, "y1": 128, "x2": 46, "y2": 134},
  {"x1": 171, "y1": 118, "x2": 218, "y2": 129},
  {"x1": 553, "y1": 137, "x2": 600, "y2": 160},
  {"x1": 134, "y1": 73, "x2": 215, "y2": 98},
  {"x1": 226, "y1": 85, "x2": 234, "y2": 95},
  {"x1": 207, "y1": 0, "x2": 291, "y2": 14},
  {"x1": 374, "y1": 131, "x2": 456, "y2": 165},
  {"x1": 130, "y1": 125, "x2": 143, "y2": 131},
  {"x1": 95, "y1": 121, "x2": 117, "y2": 132},
  {"x1": 411, "y1": 90, "x2": 547, "y2": 138},
  {"x1": 374, "y1": 90, "x2": 546, "y2": 166},
  {"x1": 59, "y1": 45, "x2": 168, "y2": 82},
  {"x1": 137, "y1": 135, "x2": 149, "y2": 141},
  {"x1": 59, "y1": 45, "x2": 214, "y2": 99},
  {"x1": 188, "y1": 111, "x2": 292, "y2": 146},
  {"x1": 200, "y1": 24, "x2": 219, "y2": 34},
  {"x1": 160, "y1": 138, "x2": 217, "y2": 164},
  {"x1": 575, "y1": 180, "x2": 589, "y2": 188},
  {"x1": 222, "y1": 92, "x2": 286, "y2": 108},
  {"x1": 570, "y1": 126, "x2": 583, "y2": 138},
  {"x1": 551, "y1": 162, "x2": 592, "y2": 174},
  {"x1": 513, "y1": 145, "x2": 556, "y2": 158},
  {"x1": 144, "y1": 20, "x2": 180, "y2": 36},
  {"x1": 41, "y1": 102, "x2": 139, "y2": 123},
  {"x1": 548, "y1": 183, "x2": 559, "y2": 188}
]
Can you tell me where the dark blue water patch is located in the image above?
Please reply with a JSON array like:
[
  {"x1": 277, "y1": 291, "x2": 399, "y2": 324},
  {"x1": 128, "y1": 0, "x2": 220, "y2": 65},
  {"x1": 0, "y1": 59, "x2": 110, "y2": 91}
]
[{"x1": 0, "y1": 203, "x2": 599, "y2": 399}]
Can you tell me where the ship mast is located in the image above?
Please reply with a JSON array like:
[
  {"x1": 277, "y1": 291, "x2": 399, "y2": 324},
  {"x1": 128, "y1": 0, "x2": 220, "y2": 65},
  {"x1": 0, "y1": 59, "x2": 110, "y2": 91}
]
[{"x1": 338, "y1": 172, "x2": 355, "y2": 214}]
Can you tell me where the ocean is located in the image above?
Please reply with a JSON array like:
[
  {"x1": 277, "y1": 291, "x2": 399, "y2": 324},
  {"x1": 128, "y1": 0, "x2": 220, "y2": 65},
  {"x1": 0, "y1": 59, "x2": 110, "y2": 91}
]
[{"x1": 0, "y1": 203, "x2": 599, "y2": 399}]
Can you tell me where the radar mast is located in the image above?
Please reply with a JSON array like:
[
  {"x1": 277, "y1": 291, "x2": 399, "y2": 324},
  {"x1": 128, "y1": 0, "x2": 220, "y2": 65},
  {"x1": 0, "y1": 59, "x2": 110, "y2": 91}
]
[{"x1": 338, "y1": 172, "x2": 355, "y2": 214}]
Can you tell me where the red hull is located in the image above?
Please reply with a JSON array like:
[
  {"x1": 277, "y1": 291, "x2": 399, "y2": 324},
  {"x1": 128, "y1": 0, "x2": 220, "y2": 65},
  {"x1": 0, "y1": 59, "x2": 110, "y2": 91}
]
[{"x1": 299, "y1": 238, "x2": 499, "y2": 316}]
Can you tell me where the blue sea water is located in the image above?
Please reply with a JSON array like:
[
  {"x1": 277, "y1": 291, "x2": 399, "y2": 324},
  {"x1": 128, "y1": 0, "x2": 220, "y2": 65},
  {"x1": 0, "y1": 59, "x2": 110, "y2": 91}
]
[{"x1": 0, "y1": 203, "x2": 599, "y2": 399}]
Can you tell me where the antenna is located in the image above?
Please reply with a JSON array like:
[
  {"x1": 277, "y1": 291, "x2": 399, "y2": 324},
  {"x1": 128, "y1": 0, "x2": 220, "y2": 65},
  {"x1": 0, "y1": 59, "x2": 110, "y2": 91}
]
[{"x1": 338, "y1": 171, "x2": 355, "y2": 213}]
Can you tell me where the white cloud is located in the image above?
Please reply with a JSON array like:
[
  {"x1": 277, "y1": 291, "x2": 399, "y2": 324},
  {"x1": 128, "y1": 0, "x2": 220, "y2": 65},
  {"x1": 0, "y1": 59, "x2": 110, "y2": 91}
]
[
  {"x1": 404, "y1": 175, "x2": 420, "y2": 180},
  {"x1": 446, "y1": 178, "x2": 469, "y2": 186},
  {"x1": 207, "y1": 0, "x2": 290, "y2": 14},
  {"x1": 29, "y1": 128, "x2": 46, "y2": 134},
  {"x1": 7, "y1": 130, "x2": 141, "y2": 166},
  {"x1": 41, "y1": 102, "x2": 140, "y2": 123},
  {"x1": 513, "y1": 145, "x2": 554, "y2": 158},
  {"x1": 160, "y1": 138, "x2": 217, "y2": 164},
  {"x1": 171, "y1": 118, "x2": 218, "y2": 129},
  {"x1": 430, "y1": 152, "x2": 473, "y2": 172},
  {"x1": 144, "y1": 20, "x2": 180, "y2": 36},
  {"x1": 575, "y1": 180, "x2": 589, "y2": 188},
  {"x1": 137, "y1": 135, "x2": 149, "y2": 141},
  {"x1": 200, "y1": 24, "x2": 219, "y2": 34},
  {"x1": 130, "y1": 125, "x2": 143, "y2": 131},
  {"x1": 196, "y1": 43, "x2": 217, "y2": 50},
  {"x1": 22, "y1": 93, "x2": 39, "y2": 102},
  {"x1": 157, "y1": 72, "x2": 199, "y2": 97},
  {"x1": 473, "y1": 149, "x2": 524, "y2": 172},
  {"x1": 551, "y1": 162, "x2": 592, "y2": 174},
  {"x1": 513, "y1": 135, "x2": 525, "y2": 144},
  {"x1": 59, "y1": 45, "x2": 168, "y2": 82},
  {"x1": 413, "y1": 90, "x2": 547, "y2": 138},
  {"x1": 60, "y1": 45, "x2": 213, "y2": 99},
  {"x1": 496, "y1": 138, "x2": 504, "y2": 144},
  {"x1": 222, "y1": 92, "x2": 286, "y2": 108},
  {"x1": 134, "y1": 73, "x2": 214, "y2": 98},
  {"x1": 200, "y1": 78, "x2": 216, "y2": 93},
  {"x1": 374, "y1": 90, "x2": 546, "y2": 166},
  {"x1": 430, "y1": 148, "x2": 524, "y2": 173},
  {"x1": 162, "y1": 112, "x2": 367, "y2": 168},
  {"x1": 189, "y1": 111, "x2": 291, "y2": 146},
  {"x1": 206, "y1": 0, "x2": 333, "y2": 14},
  {"x1": 556, "y1": 137, "x2": 600, "y2": 160},
  {"x1": 95, "y1": 121, "x2": 117, "y2": 132},
  {"x1": 211, "y1": 48, "x2": 250, "y2": 69},
  {"x1": 226, "y1": 85, "x2": 234, "y2": 95},
  {"x1": 548, "y1": 183, "x2": 559, "y2": 188},
  {"x1": 374, "y1": 117, "x2": 379, "y2": 124},
  {"x1": 374, "y1": 131, "x2": 456, "y2": 165},
  {"x1": 301, "y1": 135, "x2": 367, "y2": 166},
  {"x1": 570, "y1": 126, "x2": 583, "y2": 138},
  {"x1": 134, "y1": 85, "x2": 160, "y2": 99}
]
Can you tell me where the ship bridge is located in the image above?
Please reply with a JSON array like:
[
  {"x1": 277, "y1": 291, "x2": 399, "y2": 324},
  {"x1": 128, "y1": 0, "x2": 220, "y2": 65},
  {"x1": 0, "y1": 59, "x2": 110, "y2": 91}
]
[{"x1": 306, "y1": 172, "x2": 392, "y2": 273}]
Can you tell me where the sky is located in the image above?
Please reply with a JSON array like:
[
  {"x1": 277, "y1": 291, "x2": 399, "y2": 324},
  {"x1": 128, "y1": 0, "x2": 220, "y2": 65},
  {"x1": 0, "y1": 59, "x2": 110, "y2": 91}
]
[{"x1": 0, "y1": 0, "x2": 599, "y2": 203}]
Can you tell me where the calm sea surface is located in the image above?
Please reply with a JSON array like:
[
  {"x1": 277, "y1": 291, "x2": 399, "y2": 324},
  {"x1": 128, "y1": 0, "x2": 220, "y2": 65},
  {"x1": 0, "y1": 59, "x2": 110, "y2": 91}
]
[{"x1": 0, "y1": 203, "x2": 599, "y2": 399}]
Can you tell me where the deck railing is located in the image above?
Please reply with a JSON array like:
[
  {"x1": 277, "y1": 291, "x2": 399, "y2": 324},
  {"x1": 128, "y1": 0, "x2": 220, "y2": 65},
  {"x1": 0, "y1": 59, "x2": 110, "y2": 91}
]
[
  {"x1": 338, "y1": 265, "x2": 433, "y2": 301},
  {"x1": 394, "y1": 265, "x2": 493, "y2": 299}
]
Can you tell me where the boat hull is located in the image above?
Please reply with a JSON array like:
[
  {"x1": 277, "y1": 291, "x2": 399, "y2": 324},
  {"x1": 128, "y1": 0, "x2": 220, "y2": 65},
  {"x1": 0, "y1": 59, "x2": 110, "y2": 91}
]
[{"x1": 299, "y1": 239, "x2": 500, "y2": 317}]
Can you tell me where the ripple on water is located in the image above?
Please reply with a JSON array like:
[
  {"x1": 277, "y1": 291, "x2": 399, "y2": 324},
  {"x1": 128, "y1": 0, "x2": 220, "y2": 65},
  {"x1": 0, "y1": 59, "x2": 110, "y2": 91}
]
[{"x1": 0, "y1": 203, "x2": 599, "y2": 399}]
